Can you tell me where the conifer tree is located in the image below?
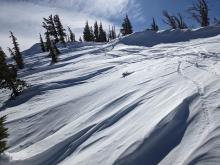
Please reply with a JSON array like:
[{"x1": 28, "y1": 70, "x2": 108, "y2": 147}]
[
  {"x1": 188, "y1": 0, "x2": 209, "y2": 27},
  {"x1": 39, "y1": 34, "x2": 46, "y2": 52},
  {"x1": 67, "y1": 27, "x2": 75, "y2": 42},
  {"x1": 94, "y1": 21, "x2": 99, "y2": 42},
  {"x1": 120, "y1": 15, "x2": 133, "y2": 36},
  {"x1": 89, "y1": 26, "x2": 95, "y2": 42},
  {"x1": 83, "y1": 21, "x2": 91, "y2": 42},
  {"x1": 47, "y1": 38, "x2": 60, "y2": 63},
  {"x1": 174, "y1": 13, "x2": 188, "y2": 29},
  {"x1": 50, "y1": 41, "x2": 58, "y2": 64},
  {"x1": 162, "y1": 10, "x2": 177, "y2": 29},
  {"x1": 9, "y1": 31, "x2": 24, "y2": 69},
  {"x1": 151, "y1": 18, "x2": 159, "y2": 32},
  {"x1": 0, "y1": 48, "x2": 6, "y2": 63},
  {"x1": 54, "y1": 14, "x2": 66, "y2": 46},
  {"x1": 1, "y1": 47, "x2": 25, "y2": 97},
  {"x1": 99, "y1": 22, "x2": 107, "y2": 42},
  {"x1": 42, "y1": 15, "x2": 59, "y2": 43},
  {"x1": 0, "y1": 115, "x2": 8, "y2": 154},
  {"x1": 45, "y1": 31, "x2": 50, "y2": 52}
]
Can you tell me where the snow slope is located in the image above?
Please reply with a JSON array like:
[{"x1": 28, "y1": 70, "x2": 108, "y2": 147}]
[{"x1": 1, "y1": 27, "x2": 220, "y2": 165}]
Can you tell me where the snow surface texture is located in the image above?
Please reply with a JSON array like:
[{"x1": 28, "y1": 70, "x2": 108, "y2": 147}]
[{"x1": 1, "y1": 27, "x2": 220, "y2": 165}]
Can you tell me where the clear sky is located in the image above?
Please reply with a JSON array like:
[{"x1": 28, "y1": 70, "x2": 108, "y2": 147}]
[{"x1": 0, "y1": 0, "x2": 220, "y2": 51}]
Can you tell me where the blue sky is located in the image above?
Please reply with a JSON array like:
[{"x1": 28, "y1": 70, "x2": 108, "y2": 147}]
[
  {"x1": 129, "y1": 0, "x2": 220, "y2": 30},
  {"x1": 0, "y1": 0, "x2": 220, "y2": 51}
]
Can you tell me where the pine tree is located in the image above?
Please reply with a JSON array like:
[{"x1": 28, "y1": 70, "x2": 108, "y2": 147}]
[
  {"x1": 99, "y1": 22, "x2": 107, "y2": 42},
  {"x1": 0, "y1": 116, "x2": 8, "y2": 154},
  {"x1": 174, "y1": 13, "x2": 188, "y2": 29},
  {"x1": 162, "y1": 10, "x2": 177, "y2": 29},
  {"x1": 120, "y1": 15, "x2": 133, "y2": 36},
  {"x1": 188, "y1": 0, "x2": 209, "y2": 27},
  {"x1": 39, "y1": 34, "x2": 46, "y2": 52},
  {"x1": 67, "y1": 27, "x2": 75, "y2": 42},
  {"x1": 9, "y1": 31, "x2": 24, "y2": 69},
  {"x1": 1, "y1": 47, "x2": 26, "y2": 97},
  {"x1": 54, "y1": 14, "x2": 66, "y2": 46},
  {"x1": 42, "y1": 15, "x2": 59, "y2": 43},
  {"x1": 50, "y1": 41, "x2": 58, "y2": 64},
  {"x1": 151, "y1": 18, "x2": 159, "y2": 32},
  {"x1": 89, "y1": 26, "x2": 95, "y2": 42},
  {"x1": 47, "y1": 38, "x2": 60, "y2": 63},
  {"x1": 45, "y1": 31, "x2": 50, "y2": 52},
  {"x1": 0, "y1": 47, "x2": 6, "y2": 63},
  {"x1": 94, "y1": 21, "x2": 99, "y2": 42},
  {"x1": 83, "y1": 21, "x2": 91, "y2": 42}
]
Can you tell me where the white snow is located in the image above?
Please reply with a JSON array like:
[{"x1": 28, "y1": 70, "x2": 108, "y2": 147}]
[{"x1": 1, "y1": 27, "x2": 220, "y2": 165}]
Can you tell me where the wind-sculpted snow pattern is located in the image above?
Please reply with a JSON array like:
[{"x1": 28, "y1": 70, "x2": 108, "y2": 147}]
[{"x1": 1, "y1": 27, "x2": 220, "y2": 165}]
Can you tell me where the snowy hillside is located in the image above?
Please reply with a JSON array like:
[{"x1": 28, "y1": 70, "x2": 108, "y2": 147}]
[{"x1": 1, "y1": 27, "x2": 220, "y2": 165}]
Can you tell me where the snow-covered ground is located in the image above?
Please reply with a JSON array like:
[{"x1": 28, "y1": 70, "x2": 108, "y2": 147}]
[{"x1": 1, "y1": 27, "x2": 220, "y2": 165}]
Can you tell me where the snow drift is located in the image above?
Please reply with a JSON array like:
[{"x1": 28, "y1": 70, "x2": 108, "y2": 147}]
[
  {"x1": 119, "y1": 26, "x2": 220, "y2": 47},
  {"x1": 1, "y1": 27, "x2": 220, "y2": 165}
]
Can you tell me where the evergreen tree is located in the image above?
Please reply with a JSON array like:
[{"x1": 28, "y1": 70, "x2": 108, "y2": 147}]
[
  {"x1": 99, "y1": 22, "x2": 107, "y2": 42},
  {"x1": 174, "y1": 13, "x2": 188, "y2": 29},
  {"x1": 39, "y1": 34, "x2": 46, "y2": 52},
  {"x1": 0, "y1": 116, "x2": 8, "y2": 154},
  {"x1": 47, "y1": 38, "x2": 60, "y2": 63},
  {"x1": 83, "y1": 21, "x2": 91, "y2": 42},
  {"x1": 120, "y1": 15, "x2": 133, "y2": 36},
  {"x1": 1, "y1": 47, "x2": 26, "y2": 97},
  {"x1": 0, "y1": 47, "x2": 6, "y2": 63},
  {"x1": 50, "y1": 41, "x2": 58, "y2": 64},
  {"x1": 9, "y1": 31, "x2": 24, "y2": 69},
  {"x1": 162, "y1": 10, "x2": 177, "y2": 29},
  {"x1": 67, "y1": 27, "x2": 75, "y2": 42},
  {"x1": 42, "y1": 15, "x2": 59, "y2": 43},
  {"x1": 54, "y1": 14, "x2": 66, "y2": 46},
  {"x1": 188, "y1": 0, "x2": 209, "y2": 27},
  {"x1": 151, "y1": 18, "x2": 159, "y2": 32},
  {"x1": 45, "y1": 31, "x2": 50, "y2": 52},
  {"x1": 89, "y1": 26, "x2": 95, "y2": 42},
  {"x1": 94, "y1": 21, "x2": 99, "y2": 42}
]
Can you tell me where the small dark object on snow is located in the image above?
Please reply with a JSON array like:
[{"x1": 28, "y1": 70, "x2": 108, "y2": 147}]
[{"x1": 122, "y1": 72, "x2": 133, "y2": 78}]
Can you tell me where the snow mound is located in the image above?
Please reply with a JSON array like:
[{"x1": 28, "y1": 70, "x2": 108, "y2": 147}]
[
  {"x1": 119, "y1": 26, "x2": 220, "y2": 47},
  {"x1": 1, "y1": 27, "x2": 220, "y2": 165},
  {"x1": 22, "y1": 43, "x2": 42, "y2": 56}
]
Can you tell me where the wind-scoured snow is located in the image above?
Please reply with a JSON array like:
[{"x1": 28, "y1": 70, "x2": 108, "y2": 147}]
[{"x1": 1, "y1": 27, "x2": 220, "y2": 165}]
